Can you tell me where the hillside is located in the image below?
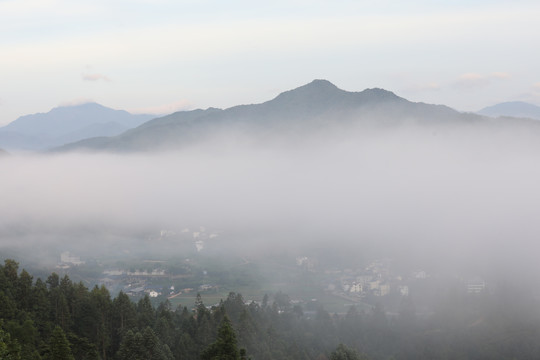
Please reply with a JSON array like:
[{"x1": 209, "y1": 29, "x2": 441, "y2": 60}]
[
  {"x1": 478, "y1": 101, "x2": 540, "y2": 120},
  {"x1": 0, "y1": 103, "x2": 155, "y2": 151}
]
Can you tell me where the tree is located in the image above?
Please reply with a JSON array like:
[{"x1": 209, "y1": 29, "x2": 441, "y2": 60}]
[
  {"x1": 90, "y1": 285, "x2": 112, "y2": 360},
  {"x1": 137, "y1": 295, "x2": 155, "y2": 329},
  {"x1": 330, "y1": 344, "x2": 367, "y2": 360},
  {"x1": 31, "y1": 278, "x2": 51, "y2": 337},
  {"x1": 48, "y1": 326, "x2": 74, "y2": 360},
  {"x1": 68, "y1": 333, "x2": 99, "y2": 360},
  {"x1": 47, "y1": 273, "x2": 63, "y2": 326},
  {"x1": 155, "y1": 307, "x2": 175, "y2": 351},
  {"x1": 0, "y1": 290, "x2": 17, "y2": 320},
  {"x1": 223, "y1": 292, "x2": 245, "y2": 323},
  {"x1": 0, "y1": 260, "x2": 19, "y2": 320},
  {"x1": 70, "y1": 282, "x2": 94, "y2": 338},
  {"x1": 46, "y1": 273, "x2": 59, "y2": 289},
  {"x1": 6, "y1": 318, "x2": 40, "y2": 359},
  {"x1": 117, "y1": 327, "x2": 173, "y2": 360},
  {"x1": 57, "y1": 275, "x2": 74, "y2": 330},
  {"x1": 3, "y1": 259, "x2": 19, "y2": 288},
  {"x1": 237, "y1": 309, "x2": 257, "y2": 353},
  {"x1": 141, "y1": 327, "x2": 173, "y2": 360},
  {"x1": 111, "y1": 291, "x2": 137, "y2": 354},
  {"x1": 16, "y1": 269, "x2": 33, "y2": 312},
  {"x1": 113, "y1": 291, "x2": 137, "y2": 331},
  {"x1": 201, "y1": 315, "x2": 241, "y2": 360},
  {"x1": 0, "y1": 326, "x2": 21, "y2": 360}
]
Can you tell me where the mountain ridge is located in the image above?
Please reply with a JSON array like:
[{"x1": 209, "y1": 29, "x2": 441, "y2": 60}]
[
  {"x1": 478, "y1": 101, "x2": 540, "y2": 120},
  {"x1": 0, "y1": 103, "x2": 156, "y2": 151},
  {"x1": 55, "y1": 80, "x2": 488, "y2": 152}
]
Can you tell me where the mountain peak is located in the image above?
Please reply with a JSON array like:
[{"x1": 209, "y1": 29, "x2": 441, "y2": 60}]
[
  {"x1": 270, "y1": 79, "x2": 345, "y2": 105},
  {"x1": 50, "y1": 102, "x2": 116, "y2": 114},
  {"x1": 0, "y1": 102, "x2": 156, "y2": 151},
  {"x1": 268, "y1": 80, "x2": 403, "y2": 111},
  {"x1": 288, "y1": 79, "x2": 341, "y2": 94},
  {"x1": 304, "y1": 79, "x2": 339, "y2": 89}
]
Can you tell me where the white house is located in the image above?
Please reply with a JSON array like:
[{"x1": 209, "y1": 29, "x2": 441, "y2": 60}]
[
  {"x1": 350, "y1": 283, "x2": 363, "y2": 293},
  {"x1": 399, "y1": 285, "x2": 409, "y2": 296}
]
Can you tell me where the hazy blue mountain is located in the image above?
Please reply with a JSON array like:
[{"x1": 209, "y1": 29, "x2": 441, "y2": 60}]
[
  {"x1": 55, "y1": 80, "x2": 537, "y2": 153},
  {"x1": 0, "y1": 102, "x2": 155, "y2": 151},
  {"x1": 0, "y1": 131, "x2": 46, "y2": 151},
  {"x1": 478, "y1": 101, "x2": 540, "y2": 120},
  {"x1": 0, "y1": 147, "x2": 9, "y2": 156}
]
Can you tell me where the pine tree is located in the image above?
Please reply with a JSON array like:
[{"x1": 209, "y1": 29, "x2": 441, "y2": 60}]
[
  {"x1": 117, "y1": 327, "x2": 173, "y2": 360},
  {"x1": 0, "y1": 326, "x2": 21, "y2": 360},
  {"x1": 330, "y1": 344, "x2": 367, "y2": 360},
  {"x1": 113, "y1": 292, "x2": 137, "y2": 332},
  {"x1": 49, "y1": 326, "x2": 74, "y2": 360},
  {"x1": 31, "y1": 278, "x2": 51, "y2": 337},
  {"x1": 16, "y1": 269, "x2": 33, "y2": 312},
  {"x1": 90, "y1": 285, "x2": 112, "y2": 360},
  {"x1": 137, "y1": 295, "x2": 155, "y2": 329},
  {"x1": 201, "y1": 315, "x2": 240, "y2": 360},
  {"x1": 111, "y1": 291, "x2": 137, "y2": 354}
]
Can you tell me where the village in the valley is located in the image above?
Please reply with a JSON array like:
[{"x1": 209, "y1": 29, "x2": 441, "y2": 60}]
[{"x1": 54, "y1": 226, "x2": 488, "y2": 315}]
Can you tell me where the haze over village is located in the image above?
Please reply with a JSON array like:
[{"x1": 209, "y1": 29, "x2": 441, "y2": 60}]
[{"x1": 2, "y1": 1, "x2": 540, "y2": 359}]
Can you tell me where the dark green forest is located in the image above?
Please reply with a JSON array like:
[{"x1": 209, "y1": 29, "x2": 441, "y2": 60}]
[{"x1": 2, "y1": 259, "x2": 540, "y2": 359}]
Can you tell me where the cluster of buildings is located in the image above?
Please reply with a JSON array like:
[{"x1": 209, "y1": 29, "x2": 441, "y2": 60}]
[
  {"x1": 125, "y1": 285, "x2": 162, "y2": 298},
  {"x1": 103, "y1": 269, "x2": 166, "y2": 276},
  {"x1": 147, "y1": 226, "x2": 219, "y2": 252},
  {"x1": 319, "y1": 258, "x2": 487, "y2": 300},
  {"x1": 57, "y1": 251, "x2": 85, "y2": 269},
  {"x1": 335, "y1": 259, "x2": 407, "y2": 298},
  {"x1": 99, "y1": 264, "x2": 218, "y2": 300},
  {"x1": 296, "y1": 256, "x2": 317, "y2": 272}
]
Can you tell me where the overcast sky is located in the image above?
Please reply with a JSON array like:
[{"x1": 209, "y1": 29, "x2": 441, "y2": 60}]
[{"x1": 1, "y1": 0, "x2": 539, "y2": 126}]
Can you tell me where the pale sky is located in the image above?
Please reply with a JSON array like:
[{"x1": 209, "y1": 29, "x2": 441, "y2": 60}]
[{"x1": 1, "y1": 0, "x2": 540, "y2": 126}]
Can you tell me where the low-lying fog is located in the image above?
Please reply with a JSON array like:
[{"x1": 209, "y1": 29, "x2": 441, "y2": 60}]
[{"x1": 1, "y1": 124, "x2": 540, "y2": 281}]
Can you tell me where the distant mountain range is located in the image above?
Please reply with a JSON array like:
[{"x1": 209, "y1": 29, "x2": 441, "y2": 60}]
[
  {"x1": 56, "y1": 79, "x2": 494, "y2": 152},
  {"x1": 478, "y1": 101, "x2": 540, "y2": 120},
  {"x1": 0, "y1": 103, "x2": 155, "y2": 151},
  {"x1": 4, "y1": 81, "x2": 540, "y2": 153}
]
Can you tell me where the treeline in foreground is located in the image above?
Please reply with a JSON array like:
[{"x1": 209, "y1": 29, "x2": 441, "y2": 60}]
[{"x1": 2, "y1": 259, "x2": 540, "y2": 360}]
